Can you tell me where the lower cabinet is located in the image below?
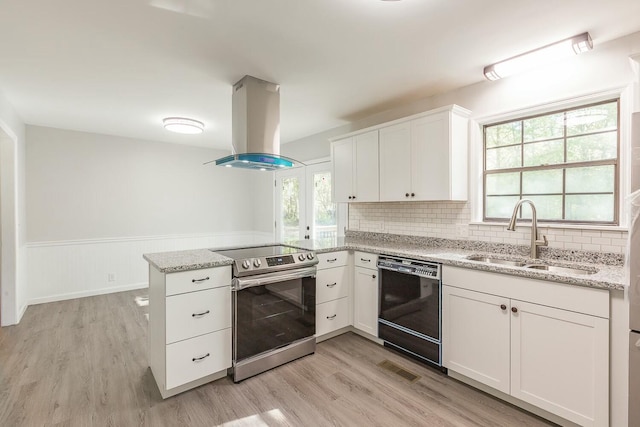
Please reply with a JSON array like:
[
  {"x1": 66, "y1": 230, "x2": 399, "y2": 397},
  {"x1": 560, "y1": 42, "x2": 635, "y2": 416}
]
[
  {"x1": 316, "y1": 251, "x2": 351, "y2": 338},
  {"x1": 353, "y1": 251, "x2": 379, "y2": 337},
  {"x1": 149, "y1": 265, "x2": 232, "y2": 398},
  {"x1": 442, "y1": 266, "x2": 609, "y2": 427}
]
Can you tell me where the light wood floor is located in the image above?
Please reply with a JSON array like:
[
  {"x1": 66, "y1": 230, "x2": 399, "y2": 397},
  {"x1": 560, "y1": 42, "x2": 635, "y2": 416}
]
[{"x1": 0, "y1": 290, "x2": 554, "y2": 427}]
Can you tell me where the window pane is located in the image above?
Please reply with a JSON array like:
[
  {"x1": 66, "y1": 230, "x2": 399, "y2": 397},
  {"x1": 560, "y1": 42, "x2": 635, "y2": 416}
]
[
  {"x1": 486, "y1": 122, "x2": 522, "y2": 148},
  {"x1": 520, "y1": 196, "x2": 563, "y2": 220},
  {"x1": 566, "y1": 102, "x2": 617, "y2": 136},
  {"x1": 566, "y1": 194, "x2": 614, "y2": 222},
  {"x1": 523, "y1": 139, "x2": 564, "y2": 166},
  {"x1": 565, "y1": 165, "x2": 614, "y2": 193},
  {"x1": 313, "y1": 172, "x2": 336, "y2": 240},
  {"x1": 486, "y1": 172, "x2": 520, "y2": 195},
  {"x1": 566, "y1": 132, "x2": 617, "y2": 162},
  {"x1": 281, "y1": 177, "x2": 300, "y2": 241},
  {"x1": 523, "y1": 113, "x2": 563, "y2": 142},
  {"x1": 522, "y1": 169, "x2": 563, "y2": 194},
  {"x1": 486, "y1": 145, "x2": 521, "y2": 170},
  {"x1": 486, "y1": 195, "x2": 520, "y2": 218}
]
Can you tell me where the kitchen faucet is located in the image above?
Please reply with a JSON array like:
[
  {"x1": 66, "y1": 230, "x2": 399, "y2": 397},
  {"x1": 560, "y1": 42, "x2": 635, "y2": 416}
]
[{"x1": 507, "y1": 199, "x2": 548, "y2": 259}]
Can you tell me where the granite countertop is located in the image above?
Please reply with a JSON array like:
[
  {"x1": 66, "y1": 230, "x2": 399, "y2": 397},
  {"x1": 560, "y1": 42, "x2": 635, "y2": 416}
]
[
  {"x1": 143, "y1": 249, "x2": 233, "y2": 273},
  {"x1": 143, "y1": 234, "x2": 626, "y2": 291}
]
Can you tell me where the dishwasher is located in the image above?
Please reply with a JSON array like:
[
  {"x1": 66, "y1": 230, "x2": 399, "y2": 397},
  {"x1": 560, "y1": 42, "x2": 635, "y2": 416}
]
[{"x1": 377, "y1": 255, "x2": 445, "y2": 371}]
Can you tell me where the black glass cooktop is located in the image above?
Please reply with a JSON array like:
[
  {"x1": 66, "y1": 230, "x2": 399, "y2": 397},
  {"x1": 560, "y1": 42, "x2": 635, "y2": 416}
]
[{"x1": 213, "y1": 245, "x2": 302, "y2": 260}]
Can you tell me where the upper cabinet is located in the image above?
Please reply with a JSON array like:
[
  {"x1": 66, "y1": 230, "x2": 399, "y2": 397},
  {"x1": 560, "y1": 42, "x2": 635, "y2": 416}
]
[
  {"x1": 331, "y1": 130, "x2": 379, "y2": 203},
  {"x1": 331, "y1": 105, "x2": 470, "y2": 203},
  {"x1": 380, "y1": 107, "x2": 470, "y2": 201}
]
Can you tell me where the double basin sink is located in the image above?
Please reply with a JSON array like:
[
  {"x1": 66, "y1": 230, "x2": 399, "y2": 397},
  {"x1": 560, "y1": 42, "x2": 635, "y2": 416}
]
[{"x1": 466, "y1": 255, "x2": 597, "y2": 275}]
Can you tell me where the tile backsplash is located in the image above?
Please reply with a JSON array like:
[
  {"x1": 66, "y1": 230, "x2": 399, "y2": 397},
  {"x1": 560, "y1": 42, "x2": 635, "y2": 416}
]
[{"x1": 348, "y1": 201, "x2": 628, "y2": 254}]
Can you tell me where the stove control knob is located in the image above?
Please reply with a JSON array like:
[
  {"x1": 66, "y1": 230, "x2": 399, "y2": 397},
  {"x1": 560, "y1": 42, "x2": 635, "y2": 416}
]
[
  {"x1": 241, "y1": 260, "x2": 250, "y2": 269},
  {"x1": 306, "y1": 253, "x2": 314, "y2": 260},
  {"x1": 298, "y1": 254, "x2": 306, "y2": 261},
  {"x1": 253, "y1": 259, "x2": 262, "y2": 268}
]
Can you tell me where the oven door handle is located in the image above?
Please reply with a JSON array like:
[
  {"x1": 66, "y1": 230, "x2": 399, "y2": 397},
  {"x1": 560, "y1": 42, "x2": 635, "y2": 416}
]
[{"x1": 232, "y1": 267, "x2": 317, "y2": 290}]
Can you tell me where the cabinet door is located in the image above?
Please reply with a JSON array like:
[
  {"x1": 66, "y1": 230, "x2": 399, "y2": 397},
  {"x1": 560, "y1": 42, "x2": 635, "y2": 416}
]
[
  {"x1": 354, "y1": 130, "x2": 379, "y2": 202},
  {"x1": 379, "y1": 122, "x2": 411, "y2": 202},
  {"x1": 442, "y1": 286, "x2": 510, "y2": 394},
  {"x1": 332, "y1": 137, "x2": 354, "y2": 203},
  {"x1": 510, "y1": 300, "x2": 609, "y2": 427},
  {"x1": 411, "y1": 112, "x2": 449, "y2": 201},
  {"x1": 353, "y1": 266, "x2": 379, "y2": 336}
]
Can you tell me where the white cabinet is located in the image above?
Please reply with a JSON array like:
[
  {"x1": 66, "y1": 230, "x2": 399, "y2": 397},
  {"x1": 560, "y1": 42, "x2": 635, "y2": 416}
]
[
  {"x1": 442, "y1": 266, "x2": 609, "y2": 427},
  {"x1": 353, "y1": 251, "x2": 378, "y2": 337},
  {"x1": 379, "y1": 106, "x2": 470, "y2": 201},
  {"x1": 149, "y1": 265, "x2": 232, "y2": 398},
  {"x1": 331, "y1": 130, "x2": 379, "y2": 203},
  {"x1": 315, "y1": 251, "x2": 351, "y2": 338}
]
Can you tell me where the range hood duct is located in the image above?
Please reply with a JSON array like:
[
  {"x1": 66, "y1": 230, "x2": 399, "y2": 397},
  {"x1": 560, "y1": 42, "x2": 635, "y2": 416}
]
[{"x1": 214, "y1": 75, "x2": 301, "y2": 171}]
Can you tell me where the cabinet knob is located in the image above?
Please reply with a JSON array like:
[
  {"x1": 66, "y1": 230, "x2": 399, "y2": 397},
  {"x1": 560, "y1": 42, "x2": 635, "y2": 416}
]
[
  {"x1": 500, "y1": 304, "x2": 507, "y2": 311},
  {"x1": 372, "y1": 274, "x2": 377, "y2": 279},
  {"x1": 411, "y1": 193, "x2": 415, "y2": 197},
  {"x1": 352, "y1": 195, "x2": 356, "y2": 199},
  {"x1": 511, "y1": 307, "x2": 518, "y2": 313},
  {"x1": 348, "y1": 196, "x2": 353, "y2": 200},
  {"x1": 405, "y1": 193, "x2": 409, "y2": 197}
]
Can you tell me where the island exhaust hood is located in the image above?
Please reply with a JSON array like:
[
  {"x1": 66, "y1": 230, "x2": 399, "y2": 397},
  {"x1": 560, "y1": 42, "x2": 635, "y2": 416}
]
[{"x1": 213, "y1": 75, "x2": 301, "y2": 171}]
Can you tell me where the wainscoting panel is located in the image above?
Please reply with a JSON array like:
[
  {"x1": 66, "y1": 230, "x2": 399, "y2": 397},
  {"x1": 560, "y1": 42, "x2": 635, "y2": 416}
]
[{"x1": 26, "y1": 232, "x2": 274, "y2": 305}]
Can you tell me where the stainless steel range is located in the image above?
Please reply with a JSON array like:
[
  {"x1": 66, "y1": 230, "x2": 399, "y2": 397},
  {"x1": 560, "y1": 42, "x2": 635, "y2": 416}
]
[{"x1": 212, "y1": 244, "x2": 318, "y2": 382}]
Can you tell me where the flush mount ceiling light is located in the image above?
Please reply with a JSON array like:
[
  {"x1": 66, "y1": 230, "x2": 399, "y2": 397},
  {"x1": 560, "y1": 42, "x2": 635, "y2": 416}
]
[
  {"x1": 483, "y1": 32, "x2": 593, "y2": 81},
  {"x1": 162, "y1": 117, "x2": 205, "y2": 134}
]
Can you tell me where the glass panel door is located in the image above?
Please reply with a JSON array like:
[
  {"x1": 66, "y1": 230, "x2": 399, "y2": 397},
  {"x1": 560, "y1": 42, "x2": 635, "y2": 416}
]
[
  {"x1": 276, "y1": 168, "x2": 305, "y2": 242},
  {"x1": 306, "y1": 163, "x2": 337, "y2": 240}
]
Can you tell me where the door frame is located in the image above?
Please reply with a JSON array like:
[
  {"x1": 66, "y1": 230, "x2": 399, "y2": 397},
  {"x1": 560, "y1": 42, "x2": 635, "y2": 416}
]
[{"x1": 0, "y1": 121, "x2": 19, "y2": 326}]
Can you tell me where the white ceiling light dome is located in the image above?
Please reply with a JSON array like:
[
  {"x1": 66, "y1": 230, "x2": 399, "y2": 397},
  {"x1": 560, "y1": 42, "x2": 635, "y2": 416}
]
[{"x1": 163, "y1": 117, "x2": 205, "y2": 134}]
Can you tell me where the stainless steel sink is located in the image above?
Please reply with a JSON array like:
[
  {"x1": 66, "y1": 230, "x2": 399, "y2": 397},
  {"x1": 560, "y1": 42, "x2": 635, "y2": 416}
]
[
  {"x1": 466, "y1": 255, "x2": 528, "y2": 267},
  {"x1": 524, "y1": 264, "x2": 596, "y2": 275},
  {"x1": 466, "y1": 255, "x2": 597, "y2": 275}
]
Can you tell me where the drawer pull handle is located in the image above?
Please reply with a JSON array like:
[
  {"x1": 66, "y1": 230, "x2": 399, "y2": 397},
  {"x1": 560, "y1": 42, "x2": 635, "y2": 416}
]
[
  {"x1": 192, "y1": 277, "x2": 210, "y2": 283},
  {"x1": 327, "y1": 258, "x2": 337, "y2": 262},
  {"x1": 326, "y1": 282, "x2": 337, "y2": 288},
  {"x1": 361, "y1": 258, "x2": 370, "y2": 262},
  {"x1": 327, "y1": 314, "x2": 337, "y2": 320},
  {"x1": 192, "y1": 353, "x2": 210, "y2": 362},
  {"x1": 192, "y1": 310, "x2": 210, "y2": 318}
]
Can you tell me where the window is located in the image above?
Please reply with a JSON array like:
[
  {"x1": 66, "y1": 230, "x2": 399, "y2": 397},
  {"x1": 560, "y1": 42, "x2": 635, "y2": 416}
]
[{"x1": 483, "y1": 99, "x2": 619, "y2": 224}]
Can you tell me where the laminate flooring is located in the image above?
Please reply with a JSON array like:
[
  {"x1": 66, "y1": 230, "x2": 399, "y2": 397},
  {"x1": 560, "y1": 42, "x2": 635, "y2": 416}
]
[{"x1": 0, "y1": 289, "x2": 555, "y2": 427}]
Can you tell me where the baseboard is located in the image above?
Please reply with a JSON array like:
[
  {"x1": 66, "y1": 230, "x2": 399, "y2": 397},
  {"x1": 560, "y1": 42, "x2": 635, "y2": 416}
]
[
  {"x1": 29, "y1": 282, "x2": 149, "y2": 306},
  {"x1": 17, "y1": 303, "x2": 28, "y2": 323}
]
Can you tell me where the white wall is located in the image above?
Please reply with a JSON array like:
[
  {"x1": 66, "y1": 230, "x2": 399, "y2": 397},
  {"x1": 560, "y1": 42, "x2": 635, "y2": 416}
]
[
  {"x1": 0, "y1": 89, "x2": 26, "y2": 326},
  {"x1": 25, "y1": 126, "x2": 274, "y2": 303},
  {"x1": 286, "y1": 30, "x2": 640, "y2": 251}
]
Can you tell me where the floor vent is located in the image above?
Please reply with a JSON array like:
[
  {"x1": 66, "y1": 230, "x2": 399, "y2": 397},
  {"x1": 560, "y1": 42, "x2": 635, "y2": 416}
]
[{"x1": 377, "y1": 360, "x2": 420, "y2": 383}]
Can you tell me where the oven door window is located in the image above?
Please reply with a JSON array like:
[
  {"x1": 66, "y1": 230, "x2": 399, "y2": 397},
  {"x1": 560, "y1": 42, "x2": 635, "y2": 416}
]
[
  {"x1": 235, "y1": 276, "x2": 316, "y2": 361},
  {"x1": 379, "y1": 269, "x2": 440, "y2": 340}
]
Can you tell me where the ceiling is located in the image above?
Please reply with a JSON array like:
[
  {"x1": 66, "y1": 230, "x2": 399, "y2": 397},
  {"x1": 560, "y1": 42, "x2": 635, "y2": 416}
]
[{"x1": 1, "y1": 0, "x2": 640, "y2": 151}]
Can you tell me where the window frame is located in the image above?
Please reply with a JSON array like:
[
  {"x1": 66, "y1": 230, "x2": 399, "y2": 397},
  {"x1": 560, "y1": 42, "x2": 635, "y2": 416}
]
[{"x1": 482, "y1": 98, "x2": 620, "y2": 225}]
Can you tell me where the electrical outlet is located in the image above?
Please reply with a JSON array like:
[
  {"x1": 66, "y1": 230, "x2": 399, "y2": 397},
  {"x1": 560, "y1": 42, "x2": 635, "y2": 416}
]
[{"x1": 108, "y1": 273, "x2": 116, "y2": 282}]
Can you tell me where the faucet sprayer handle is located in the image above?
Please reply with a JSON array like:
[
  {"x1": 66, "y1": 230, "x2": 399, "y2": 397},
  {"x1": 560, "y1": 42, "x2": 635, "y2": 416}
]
[{"x1": 537, "y1": 234, "x2": 548, "y2": 247}]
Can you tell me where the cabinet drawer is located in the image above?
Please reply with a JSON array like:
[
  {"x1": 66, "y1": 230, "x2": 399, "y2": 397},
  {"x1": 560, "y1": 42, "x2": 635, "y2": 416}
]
[
  {"x1": 165, "y1": 286, "x2": 231, "y2": 344},
  {"x1": 316, "y1": 266, "x2": 349, "y2": 304},
  {"x1": 165, "y1": 328, "x2": 231, "y2": 389},
  {"x1": 354, "y1": 251, "x2": 377, "y2": 270},
  {"x1": 316, "y1": 297, "x2": 350, "y2": 336},
  {"x1": 165, "y1": 266, "x2": 231, "y2": 297},
  {"x1": 317, "y1": 251, "x2": 349, "y2": 269}
]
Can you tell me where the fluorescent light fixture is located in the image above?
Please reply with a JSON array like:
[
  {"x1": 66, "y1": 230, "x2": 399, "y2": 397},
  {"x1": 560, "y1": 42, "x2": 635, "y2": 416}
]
[
  {"x1": 163, "y1": 117, "x2": 205, "y2": 134},
  {"x1": 484, "y1": 32, "x2": 593, "y2": 81}
]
